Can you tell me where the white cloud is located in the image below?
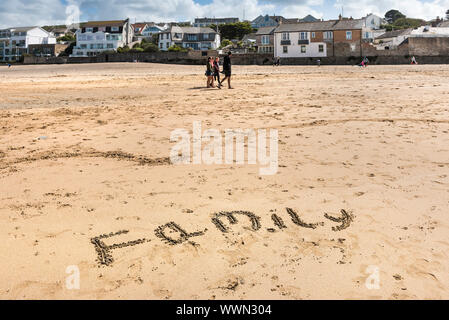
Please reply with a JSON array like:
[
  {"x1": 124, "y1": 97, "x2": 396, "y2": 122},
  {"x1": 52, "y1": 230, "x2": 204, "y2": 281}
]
[
  {"x1": 0, "y1": 0, "x2": 67, "y2": 28},
  {"x1": 0, "y1": 0, "x2": 447, "y2": 29},
  {"x1": 335, "y1": 0, "x2": 449, "y2": 20}
]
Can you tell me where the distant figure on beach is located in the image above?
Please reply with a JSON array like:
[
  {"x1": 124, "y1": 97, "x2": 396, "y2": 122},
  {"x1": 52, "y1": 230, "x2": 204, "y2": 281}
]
[
  {"x1": 205, "y1": 57, "x2": 215, "y2": 88},
  {"x1": 213, "y1": 57, "x2": 221, "y2": 89},
  {"x1": 317, "y1": 59, "x2": 321, "y2": 67},
  {"x1": 220, "y1": 52, "x2": 232, "y2": 89},
  {"x1": 363, "y1": 57, "x2": 369, "y2": 67},
  {"x1": 7, "y1": 63, "x2": 11, "y2": 68},
  {"x1": 273, "y1": 57, "x2": 280, "y2": 66},
  {"x1": 411, "y1": 56, "x2": 418, "y2": 65}
]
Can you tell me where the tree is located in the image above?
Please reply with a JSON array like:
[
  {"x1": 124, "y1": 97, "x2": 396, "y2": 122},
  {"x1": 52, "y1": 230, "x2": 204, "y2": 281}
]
[
  {"x1": 393, "y1": 17, "x2": 425, "y2": 29},
  {"x1": 150, "y1": 33, "x2": 159, "y2": 45},
  {"x1": 168, "y1": 45, "x2": 188, "y2": 52},
  {"x1": 219, "y1": 39, "x2": 232, "y2": 48},
  {"x1": 143, "y1": 43, "x2": 159, "y2": 52},
  {"x1": 385, "y1": 10, "x2": 406, "y2": 24},
  {"x1": 57, "y1": 34, "x2": 76, "y2": 43},
  {"x1": 211, "y1": 22, "x2": 254, "y2": 41}
]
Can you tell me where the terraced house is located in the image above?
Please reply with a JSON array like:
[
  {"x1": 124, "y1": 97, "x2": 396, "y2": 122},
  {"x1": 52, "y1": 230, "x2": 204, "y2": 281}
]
[
  {"x1": 274, "y1": 18, "x2": 367, "y2": 59},
  {"x1": 0, "y1": 27, "x2": 56, "y2": 62},
  {"x1": 71, "y1": 19, "x2": 133, "y2": 57},
  {"x1": 158, "y1": 26, "x2": 220, "y2": 51},
  {"x1": 256, "y1": 26, "x2": 276, "y2": 54}
]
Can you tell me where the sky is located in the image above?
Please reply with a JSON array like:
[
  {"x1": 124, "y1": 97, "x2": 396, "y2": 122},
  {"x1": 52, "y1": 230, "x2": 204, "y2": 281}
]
[{"x1": 0, "y1": 0, "x2": 448, "y2": 29}]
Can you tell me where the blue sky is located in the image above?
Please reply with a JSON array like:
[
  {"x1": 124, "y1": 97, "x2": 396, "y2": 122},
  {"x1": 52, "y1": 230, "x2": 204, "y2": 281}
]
[{"x1": 1, "y1": 0, "x2": 448, "y2": 28}]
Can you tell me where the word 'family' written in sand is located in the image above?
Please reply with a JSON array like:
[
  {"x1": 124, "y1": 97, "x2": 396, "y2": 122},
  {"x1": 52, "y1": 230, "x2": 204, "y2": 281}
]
[
  {"x1": 170, "y1": 121, "x2": 278, "y2": 175},
  {"x1": 91, "y1": 208, "x2": 354, "y2": 266}
]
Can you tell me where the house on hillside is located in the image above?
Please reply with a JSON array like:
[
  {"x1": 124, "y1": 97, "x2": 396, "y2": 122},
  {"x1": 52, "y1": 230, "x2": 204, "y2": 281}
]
[
  {"x1": 49, "y1": 27, "x2": 70, "y2": 38},
  {"x1": 71, "y1": 19, "x2": 133, "y2": 57},
  {"x1": 193, "y1": 17, "x2": 239, "y2": 27},
  {"x1": 0, "y1": 26, "x2": 56, "y2": 61},
  {"x1": 273, "y1": 18, "x2": 365, "y2": 58},
  {"x1": 373, "y1": 29, "x2": 412, "y2": 48},
  {"x1": 251, "y1": 15, "x2": 286, "y2": 28},
  {"x1": 256, "y1": 26, "x2": 276, "y2": 53},
  {"x1": 158, "y1": 26, "x2": 220, "y2": 51},
  {"x1": 252, "y1": 14, "x2": 319, "y2": 28},
  {"x1": 141, "y1": 25, "x2": 166, "y2": 39},
  {"x1": 132, "y1": 23, "x2": 148, "y2": 35}
]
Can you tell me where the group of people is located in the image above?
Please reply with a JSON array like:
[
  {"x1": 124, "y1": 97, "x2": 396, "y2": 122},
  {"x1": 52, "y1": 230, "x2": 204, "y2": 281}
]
[{"x1": 205, "y1": 52, "x2": 232, "y2": 89}]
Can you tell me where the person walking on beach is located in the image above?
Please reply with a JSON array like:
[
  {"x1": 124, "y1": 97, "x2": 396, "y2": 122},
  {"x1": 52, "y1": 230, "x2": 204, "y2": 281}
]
[
  {"x1": 220, "y1": 52, "x2": 232, "y2": 89},
  {"x1": 213, "y1": 57, "x2": 221, "y2": 89},
  {"x1": 411, "y1": 56, "x2": 418, "y2": 65},
  {"x1": 205, "y1": 57, "x2": 215, "y2": 88}
]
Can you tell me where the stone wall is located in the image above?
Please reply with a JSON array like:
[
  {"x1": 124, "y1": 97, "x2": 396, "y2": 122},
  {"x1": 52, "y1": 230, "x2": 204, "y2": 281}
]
[{"x1": 409, "y1": 37, "x2": 449, "y2": 56}]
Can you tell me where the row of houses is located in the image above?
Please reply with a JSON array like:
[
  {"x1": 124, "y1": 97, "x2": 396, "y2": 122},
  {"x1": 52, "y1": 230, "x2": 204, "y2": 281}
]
[
  {"x1": 2, "y1": 14, "x2": 449, "y2": 61},
  {"x1": 0, "y1": 27, "x2": 57, "y2": 61}
]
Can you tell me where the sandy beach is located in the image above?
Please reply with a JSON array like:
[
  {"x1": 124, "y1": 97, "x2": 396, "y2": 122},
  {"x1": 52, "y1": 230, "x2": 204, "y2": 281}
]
[{"x1": 0, "y1": 62, "x2": 448, "y2": 299}]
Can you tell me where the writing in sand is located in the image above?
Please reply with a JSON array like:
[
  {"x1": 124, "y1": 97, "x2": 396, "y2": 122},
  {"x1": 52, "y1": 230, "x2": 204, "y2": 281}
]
[{"x1": 91, "y1": 208, "x2": 354, "y2": 266}]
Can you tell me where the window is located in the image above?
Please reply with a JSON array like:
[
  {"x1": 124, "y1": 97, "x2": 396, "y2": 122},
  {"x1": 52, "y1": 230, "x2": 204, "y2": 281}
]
[
  {"x1": 346, "y1": 31, "x2": 352, "y2": 40},
  {"x1": 301, "y1": 45, "x2": 306, "y2": 53},
  {"x1": 203, "y1": 33, "x2": 209, "y2": 40},
  {"x1": 261, "y1": 35, "x2": 270, "y2": 45},
  {"x1": 311, "y1": 32, "x2": 315, "y2": 38},
  {"x1": 324, "y1": 31, "x2": 333, "y2": 40},
  {"x1": 282, "y1": 32, "x2": 289, "y2": 40},
  {"x1": 86, "y1": 28, "x2": 93, "y2": 32},
  {"x1": 107, "y1": 43, "x2": 113, "y2": 48},
  {"x1": 111, "y1": 27, "x2": 119, "y2": 32},
  {"x1": 318, "y1": 44, "x2": 324, "y2": 52},
  {"x1": 299, "y1": 32, "x2": 308, "y2": 40},
  {"x1": 187, "y1": 34, "x2": 198, "y2": 41},
  {"x1": 283, "y1": 45, "x2": 288, "y2": 53}
]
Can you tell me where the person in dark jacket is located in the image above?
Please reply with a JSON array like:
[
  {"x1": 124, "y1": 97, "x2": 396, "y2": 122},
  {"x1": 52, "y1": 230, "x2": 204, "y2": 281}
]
[
  {"x1": 213, "y1": 57, "x2": 221, "y2": 89},
  {"x1": 220, "y1": 52, "x2": 233, "y2": 89},
  {"x1": 205, "y1": 57, "x2": 215, "y2": 88}
]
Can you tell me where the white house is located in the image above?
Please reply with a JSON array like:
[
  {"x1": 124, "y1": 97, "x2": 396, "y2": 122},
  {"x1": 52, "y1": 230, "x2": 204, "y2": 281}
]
[
  {"x1": 0, "y1": 26, "x2": 56, "y2": 61},
  {"x1": 71, "y1": 19, "x2": 133, "y2": 57},
  {"x1": 362, "y1": 14, "x2": 387, "y2": 41},
  {"x1": 158, "y1": 26, "x2": 220, "y2": 51},
  {"x1": 141, "y1": 24, "x2": 166, "y2": 39}
]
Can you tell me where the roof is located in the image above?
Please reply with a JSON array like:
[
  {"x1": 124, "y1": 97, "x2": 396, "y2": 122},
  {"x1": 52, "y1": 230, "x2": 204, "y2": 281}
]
[
  {"x1": 242, "y1": 33, "x2": 257, "y2": 41},
  {"x1": 301, "y1": 15, "x2": 319, "y2": 22},
  {"x1": 84, "y1": 20, "x2": 128, "y2": 28},
  {"x1": 274, "y1": 19, "x2": 364, "y2": 32},
  {"x1": 256, "y1": 26, "x2": 276, "y2": 35},
  {"x1": 51, "y1": 27, "x2": 68, "y2": 33},
  {"x1": 10, "y1": 26, "x2": 37, "y2": 32},
  {"x1": 132, "y1": 23, "x2": 148, "y2": 30},
  {"x1": 375, "y1": 28, "x2": 412, "y2": 40},
  {"x1": 166, "y1": 26, "x2": 218, "y2": 34}
]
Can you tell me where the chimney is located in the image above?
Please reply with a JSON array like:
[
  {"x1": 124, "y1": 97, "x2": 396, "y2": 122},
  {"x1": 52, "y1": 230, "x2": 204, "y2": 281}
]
[{"x1": 339, "y1": 14, "x2": 342, "y2": 20}]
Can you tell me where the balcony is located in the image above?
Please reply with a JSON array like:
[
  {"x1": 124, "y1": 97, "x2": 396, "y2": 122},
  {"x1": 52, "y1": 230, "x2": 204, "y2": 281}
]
[
  {"x1": 280, "y1": 40, "x2": 291, "y2": 45},
  {"x1": 298, "y1": 40, "x2": 309, "y2": 45}
]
